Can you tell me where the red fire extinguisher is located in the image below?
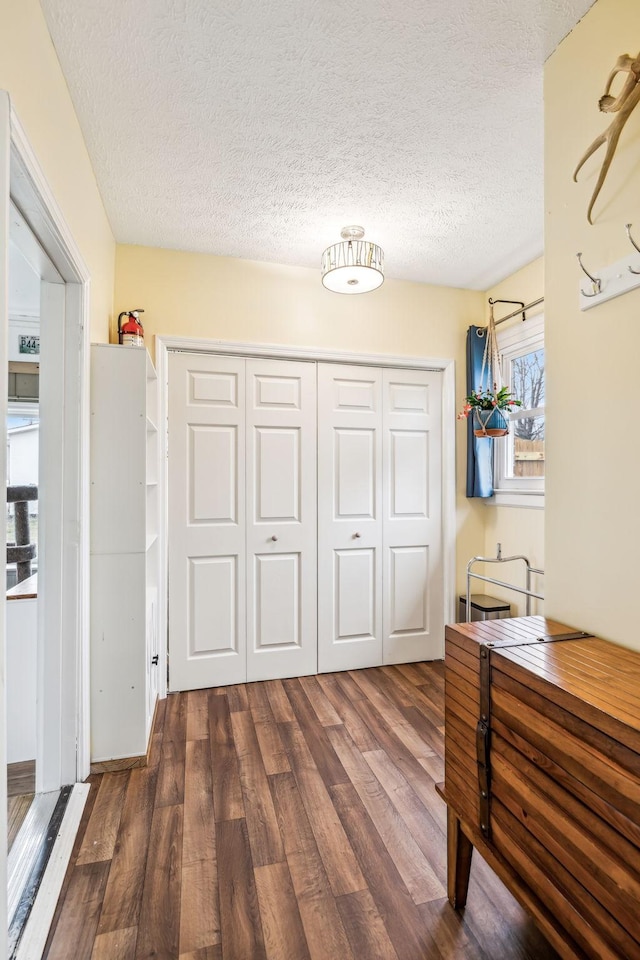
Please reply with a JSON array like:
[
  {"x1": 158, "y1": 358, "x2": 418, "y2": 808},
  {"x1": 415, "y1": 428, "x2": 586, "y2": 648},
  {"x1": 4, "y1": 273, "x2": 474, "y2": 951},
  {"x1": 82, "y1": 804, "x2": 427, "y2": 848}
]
[{"x1": 118, "y1": 309, "x2": 145, "y2": 347}]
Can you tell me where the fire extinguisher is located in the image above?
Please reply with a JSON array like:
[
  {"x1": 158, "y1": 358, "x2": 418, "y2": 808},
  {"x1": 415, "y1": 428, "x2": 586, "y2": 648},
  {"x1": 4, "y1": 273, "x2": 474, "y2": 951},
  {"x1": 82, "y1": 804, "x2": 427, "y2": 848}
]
[{"x1": 118, "y1": 309, "x2": 145, "y2": 347}]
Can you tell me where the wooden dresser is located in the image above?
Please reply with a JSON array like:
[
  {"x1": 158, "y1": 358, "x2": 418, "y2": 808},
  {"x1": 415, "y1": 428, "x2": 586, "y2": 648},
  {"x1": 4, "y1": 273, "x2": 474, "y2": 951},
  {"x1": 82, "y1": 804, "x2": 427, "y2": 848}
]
[{"x1": 442, "y1": 615, "x2": 640, "y2": 960}]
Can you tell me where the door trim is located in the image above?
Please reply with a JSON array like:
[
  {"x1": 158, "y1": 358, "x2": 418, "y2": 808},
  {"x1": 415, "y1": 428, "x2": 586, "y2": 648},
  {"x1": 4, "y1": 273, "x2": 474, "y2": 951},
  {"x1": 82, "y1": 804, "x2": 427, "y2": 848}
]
[
  {"x1": 9, "y1": 104, "x2": 91, "y2": 785},
  {"x1": 157, "y1": 335, "x2": 456, "y2": 688},
  {"x1": 1, "y1": 89, "x2": 11, "y2": 949}
]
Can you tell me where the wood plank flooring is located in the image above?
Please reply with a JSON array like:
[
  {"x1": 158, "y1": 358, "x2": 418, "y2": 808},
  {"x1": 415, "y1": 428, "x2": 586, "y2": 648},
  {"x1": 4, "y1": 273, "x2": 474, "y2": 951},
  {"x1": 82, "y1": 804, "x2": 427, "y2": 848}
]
[
  {"x1": 8, "y1": 759, "x2": 36, "y2": 797},
  {"x1": 43, "y1": 664, "x2": 559, "y2": 960},
  {"x1": 7, "y1": 759, "x2": 35, "y2": 852}
]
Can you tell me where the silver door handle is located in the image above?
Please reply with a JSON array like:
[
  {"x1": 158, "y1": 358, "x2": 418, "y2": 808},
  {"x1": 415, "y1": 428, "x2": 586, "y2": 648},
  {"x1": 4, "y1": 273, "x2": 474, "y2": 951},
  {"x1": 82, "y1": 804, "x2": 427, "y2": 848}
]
[
  {"x1": 354, "y1": 532, "x2": 361, "y2": 539},
  {"x1": 271, "y1": 535, "x2": 278, "y2": 541}
]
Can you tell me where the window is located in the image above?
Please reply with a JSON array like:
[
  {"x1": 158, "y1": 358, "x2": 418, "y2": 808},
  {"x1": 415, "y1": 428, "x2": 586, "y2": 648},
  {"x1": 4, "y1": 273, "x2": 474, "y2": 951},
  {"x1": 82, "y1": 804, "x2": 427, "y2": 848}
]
[
  {"x1": 492, "y1": 315, "x2": 544, "y2": 507},
  {"x1": 6, "y1": 402, "x2": 39, "y2": 587}
]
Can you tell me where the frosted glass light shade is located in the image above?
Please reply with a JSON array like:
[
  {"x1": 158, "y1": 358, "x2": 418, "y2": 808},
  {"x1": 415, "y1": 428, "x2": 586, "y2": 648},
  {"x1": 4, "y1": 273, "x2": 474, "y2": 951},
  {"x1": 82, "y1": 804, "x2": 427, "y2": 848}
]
[{"x1": 321, "y1": 235, "x2": 384, "y2": 294}]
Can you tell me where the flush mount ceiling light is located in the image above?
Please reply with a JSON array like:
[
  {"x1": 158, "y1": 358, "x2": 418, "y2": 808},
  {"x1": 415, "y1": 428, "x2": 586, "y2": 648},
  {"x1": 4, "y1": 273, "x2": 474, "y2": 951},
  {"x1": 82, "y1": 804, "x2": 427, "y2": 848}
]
[{"x1": 321, "y1": 225, "x2": 384, "y2": 294}]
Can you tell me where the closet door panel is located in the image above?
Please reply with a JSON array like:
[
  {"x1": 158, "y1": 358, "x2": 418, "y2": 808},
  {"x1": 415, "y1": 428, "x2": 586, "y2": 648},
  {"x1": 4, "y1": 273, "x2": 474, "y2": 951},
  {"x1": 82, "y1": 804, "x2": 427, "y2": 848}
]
[
  {"x1": 390, "y1": 430, "x2": 429, "y2": 517},
  {"x1": 254, "y1": 426, "x2": 301, "y2": 521},
  {"x1": 253, "y1": 552, "x2": 300, "y2": 649},
  {"x1": 168, "y1": 353, "x2": 246, "y2": 690},
  {"x1": 388, "y1": 546, "x2": 429, "y2": 634},
  {"x1": 189, "y1": 555, "x2": 238, "y2": 655},
  {"x1": 189, "y1": 424, "x2": 238, "y2": 523},
  {"x1": 335, "y1": 548, "x2": 377, "y2": 640},
  {"x1": 318, "y1": 363, "x2": 383, "y2": 672},
  {"x1": 246, "y1": 358, "x2": 317, "y2": 681},
  {"x1": 335, "y1": 428, "x2": 376, "y2": 518},
  {"x1": 383, "y1": 368, "x2": 443, "y2": 664}
]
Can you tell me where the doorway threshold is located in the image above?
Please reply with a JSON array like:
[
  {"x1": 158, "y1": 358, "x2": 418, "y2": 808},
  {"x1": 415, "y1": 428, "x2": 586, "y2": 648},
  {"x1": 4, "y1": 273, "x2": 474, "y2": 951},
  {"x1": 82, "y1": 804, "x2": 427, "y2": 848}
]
[{"x1": 8, "y1": 782, "x2": 89, "y2": 959}]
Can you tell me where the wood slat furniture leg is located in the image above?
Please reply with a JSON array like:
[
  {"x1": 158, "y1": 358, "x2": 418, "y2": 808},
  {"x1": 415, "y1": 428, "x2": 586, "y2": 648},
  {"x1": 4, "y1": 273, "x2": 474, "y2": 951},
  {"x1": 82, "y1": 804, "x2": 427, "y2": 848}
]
[{"x1": 447, "y1": 806, "x2": 473, "y2": 909}]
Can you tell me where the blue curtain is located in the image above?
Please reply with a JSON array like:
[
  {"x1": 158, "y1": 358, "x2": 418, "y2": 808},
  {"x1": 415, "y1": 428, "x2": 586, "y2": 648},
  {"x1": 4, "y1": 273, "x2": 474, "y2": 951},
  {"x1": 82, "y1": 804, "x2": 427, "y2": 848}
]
[{"x1": 466, "y1": 325, "x2": 494, "y2": 498}]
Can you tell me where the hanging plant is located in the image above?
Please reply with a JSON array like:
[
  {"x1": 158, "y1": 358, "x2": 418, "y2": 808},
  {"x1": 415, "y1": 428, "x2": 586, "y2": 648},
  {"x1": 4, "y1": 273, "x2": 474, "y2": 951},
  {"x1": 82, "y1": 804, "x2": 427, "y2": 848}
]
[
  {"x1": 458, "y1": 307, "x2": 521, "y2": 437},
  {"x1": 458, "y1": 384, "x2": 521, "y2": 437}
]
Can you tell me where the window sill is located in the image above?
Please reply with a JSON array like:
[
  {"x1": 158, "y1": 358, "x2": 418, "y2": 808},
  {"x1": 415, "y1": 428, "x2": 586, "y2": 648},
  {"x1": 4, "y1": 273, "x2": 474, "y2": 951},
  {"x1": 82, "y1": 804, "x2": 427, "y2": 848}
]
[{"x1": 486, "y1": 489, "x2": 545, "y2": 509}]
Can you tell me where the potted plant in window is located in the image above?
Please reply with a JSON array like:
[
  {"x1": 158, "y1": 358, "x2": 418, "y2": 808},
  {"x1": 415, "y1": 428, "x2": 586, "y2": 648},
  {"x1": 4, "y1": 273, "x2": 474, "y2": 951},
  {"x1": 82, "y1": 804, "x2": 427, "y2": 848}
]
[{"x1": 458, "y1": 384, "x2": 522, "y2": 437}]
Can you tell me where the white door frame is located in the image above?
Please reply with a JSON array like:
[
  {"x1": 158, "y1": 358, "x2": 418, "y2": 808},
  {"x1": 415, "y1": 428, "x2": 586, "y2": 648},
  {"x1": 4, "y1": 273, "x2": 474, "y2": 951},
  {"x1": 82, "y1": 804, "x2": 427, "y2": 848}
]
[
  {"x1": 1, "y1": 89, "x2": 12, "y2": 949},
  {"x1": 8, "y1": 105, "x2": 91, "y2": 786},
  {"x1": 157, "y1": 335, "x2": 456, "y2": 691}
]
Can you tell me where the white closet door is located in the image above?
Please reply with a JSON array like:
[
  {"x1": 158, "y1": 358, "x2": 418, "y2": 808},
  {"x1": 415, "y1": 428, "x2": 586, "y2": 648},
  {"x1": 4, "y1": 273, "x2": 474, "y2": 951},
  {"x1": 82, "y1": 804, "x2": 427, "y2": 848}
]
[
  {"x1": 168, "y1": 353, "x2": 246, "y2": 690},
  {"x1": 245, "y1": 359, "x2": 317, "y2": 681},
  {"x1": 318, "y1": 364, "x2": 383, "y2": 672},
  {"x1": 382, "y1": 368, "x2": 444, "y2": 663}
]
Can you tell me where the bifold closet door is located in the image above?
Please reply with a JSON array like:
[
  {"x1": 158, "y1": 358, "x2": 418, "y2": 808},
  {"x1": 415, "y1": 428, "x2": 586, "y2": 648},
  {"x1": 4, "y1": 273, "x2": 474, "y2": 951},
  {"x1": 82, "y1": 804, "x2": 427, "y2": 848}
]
[
  {"x1": 245, "y1": 358, "x2": 317, "y2": 681},
  {"x1": 318, "y1": 364, "x2": 383, "y2": 672},
  {"x1": 382, "y1": 367, "x2": 444, "y2": 663},
  {"x1": 318, "y1": 363, "x2": 444, "y2": 672},
  {"x1": 168, "y1": 353, "x2": 247, "y2": 690},
  {"x1": 168, "y1": 352, "x2": 317, "y2": 691}
]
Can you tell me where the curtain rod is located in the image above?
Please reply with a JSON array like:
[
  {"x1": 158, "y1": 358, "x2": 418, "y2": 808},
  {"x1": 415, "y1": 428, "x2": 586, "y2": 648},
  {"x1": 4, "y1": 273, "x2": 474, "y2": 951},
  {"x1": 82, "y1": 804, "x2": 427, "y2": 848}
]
[{"x1": 489, "y1": 296, "x2": 544, "y2": 326}]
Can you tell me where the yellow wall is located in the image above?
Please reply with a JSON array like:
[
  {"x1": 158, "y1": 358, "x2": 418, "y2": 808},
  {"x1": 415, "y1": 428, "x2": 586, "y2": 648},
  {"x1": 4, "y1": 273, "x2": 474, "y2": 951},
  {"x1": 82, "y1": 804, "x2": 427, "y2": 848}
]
[
  {"x1": 116, "y1": 243, "x2": 487, "y2": 599},
  {"x1": 115, "y1": 244, "x2": 481, "y2": 360},
  {"x1": 0, "y1": 0, "x2": 114, "y2": 339},
  {"x1": 482, "y1": 257, "x2": 545, "y2": 615},
  {"x1": 545, "y1": 0, "x2": 640, "y2": 646}
]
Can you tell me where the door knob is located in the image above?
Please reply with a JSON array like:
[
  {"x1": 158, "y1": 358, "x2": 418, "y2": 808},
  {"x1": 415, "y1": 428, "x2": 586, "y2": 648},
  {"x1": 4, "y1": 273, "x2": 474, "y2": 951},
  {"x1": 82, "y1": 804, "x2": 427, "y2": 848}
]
[{"x1": 271, "y1": 535, "x2": 278, "y2": 541}]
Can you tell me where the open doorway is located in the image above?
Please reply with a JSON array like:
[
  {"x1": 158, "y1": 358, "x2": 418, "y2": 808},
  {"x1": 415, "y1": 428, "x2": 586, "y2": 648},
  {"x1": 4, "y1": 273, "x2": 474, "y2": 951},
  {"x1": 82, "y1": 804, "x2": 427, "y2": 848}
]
[
  {"x1": 5, "y1": 203, "x2": 70, "y2": 957},
  {"x1": 2, "y1": 109, "x2": 91, "y2": 957},
  {"x1": 6, "y1": 230, "x2": 41, "y2": 855}
]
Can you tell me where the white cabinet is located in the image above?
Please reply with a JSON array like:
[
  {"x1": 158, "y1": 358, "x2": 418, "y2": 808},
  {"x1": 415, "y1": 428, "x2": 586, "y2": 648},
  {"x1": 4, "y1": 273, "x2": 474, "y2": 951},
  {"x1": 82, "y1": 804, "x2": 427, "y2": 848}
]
[{"x1": 90, "y1": 344, "x2": 160, "y2": 763}]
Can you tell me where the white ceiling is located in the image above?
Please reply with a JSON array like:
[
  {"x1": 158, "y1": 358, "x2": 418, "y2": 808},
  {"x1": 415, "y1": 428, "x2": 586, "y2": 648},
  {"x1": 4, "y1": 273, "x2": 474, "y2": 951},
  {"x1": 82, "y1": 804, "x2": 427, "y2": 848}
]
[{"x1": 40, "y1": 0, "x2": 594, "y2": 290}]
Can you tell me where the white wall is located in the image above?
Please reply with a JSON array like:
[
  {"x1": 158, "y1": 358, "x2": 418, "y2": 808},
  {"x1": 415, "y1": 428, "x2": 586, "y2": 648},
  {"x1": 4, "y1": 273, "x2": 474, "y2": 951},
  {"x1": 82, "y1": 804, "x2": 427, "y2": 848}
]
[{"x1": 7, "y1": 425, "x2": 38, "y2": 489}]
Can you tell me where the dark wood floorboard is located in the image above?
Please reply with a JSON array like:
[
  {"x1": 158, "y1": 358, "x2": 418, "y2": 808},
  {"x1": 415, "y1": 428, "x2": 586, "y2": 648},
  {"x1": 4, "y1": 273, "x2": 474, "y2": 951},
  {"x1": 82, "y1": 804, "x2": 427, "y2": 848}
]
[{"x1": 43, "y1": 664, "x2": 559, "y2": 960}]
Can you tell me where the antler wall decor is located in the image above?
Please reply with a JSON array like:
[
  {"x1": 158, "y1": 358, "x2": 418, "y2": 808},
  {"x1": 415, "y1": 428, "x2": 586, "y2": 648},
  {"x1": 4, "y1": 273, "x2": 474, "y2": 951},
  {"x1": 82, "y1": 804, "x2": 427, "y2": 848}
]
[{"x1": 573, "y1": 51, "x2": 640, "y2": 224}]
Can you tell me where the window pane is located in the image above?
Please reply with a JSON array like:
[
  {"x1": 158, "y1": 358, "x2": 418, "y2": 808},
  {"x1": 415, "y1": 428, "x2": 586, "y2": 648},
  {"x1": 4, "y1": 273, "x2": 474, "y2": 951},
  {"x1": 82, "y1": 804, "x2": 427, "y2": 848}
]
[
  {"x1": 511, "y1": 416, "x2": 544, "y2": 479},
  {"x1": 512, "y1": 348, "x2": 544, "y2": 410},
  {"x1": 6, "y1": 413, "x2": 39, "y2": 588}
]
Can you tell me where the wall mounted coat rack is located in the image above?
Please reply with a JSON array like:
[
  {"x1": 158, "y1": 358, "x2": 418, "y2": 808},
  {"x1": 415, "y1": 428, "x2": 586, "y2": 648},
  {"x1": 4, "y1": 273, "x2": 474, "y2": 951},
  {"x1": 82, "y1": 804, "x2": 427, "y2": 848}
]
[{"x1": 577, "y1": 223, "x2": 640, "y2": 310}]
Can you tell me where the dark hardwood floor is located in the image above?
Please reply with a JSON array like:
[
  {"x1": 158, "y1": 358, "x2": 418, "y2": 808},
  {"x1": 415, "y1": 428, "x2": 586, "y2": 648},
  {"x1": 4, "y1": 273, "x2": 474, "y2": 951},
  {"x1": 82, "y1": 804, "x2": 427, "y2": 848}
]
[{"x1": 43, "y1": 663, "x2": 559, "y2": 959}]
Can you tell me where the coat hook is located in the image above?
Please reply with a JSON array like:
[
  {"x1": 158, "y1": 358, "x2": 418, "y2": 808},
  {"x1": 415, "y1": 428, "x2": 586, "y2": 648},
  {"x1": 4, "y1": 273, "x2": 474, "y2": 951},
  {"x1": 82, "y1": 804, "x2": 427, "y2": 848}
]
[
  {"x1": 625, "y1": 224, "x2": 640, "y2": 275},
  {"x1": 576, "y1": 252, "x2": 602, "y2": 297}
]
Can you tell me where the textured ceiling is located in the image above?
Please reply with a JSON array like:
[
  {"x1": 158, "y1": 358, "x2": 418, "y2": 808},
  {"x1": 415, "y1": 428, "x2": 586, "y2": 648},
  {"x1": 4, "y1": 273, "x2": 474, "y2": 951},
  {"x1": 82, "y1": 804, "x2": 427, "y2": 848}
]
[{"x1": 40, "y1": 0, "x2": 594, "y2": 290}]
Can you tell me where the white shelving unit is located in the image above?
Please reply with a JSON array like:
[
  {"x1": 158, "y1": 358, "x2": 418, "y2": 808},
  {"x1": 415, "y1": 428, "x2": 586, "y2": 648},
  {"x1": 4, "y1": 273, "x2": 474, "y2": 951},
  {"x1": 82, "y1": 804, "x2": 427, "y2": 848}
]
[{"x1": 89, "y1": 344, "x2": 160, "y2": 763}]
